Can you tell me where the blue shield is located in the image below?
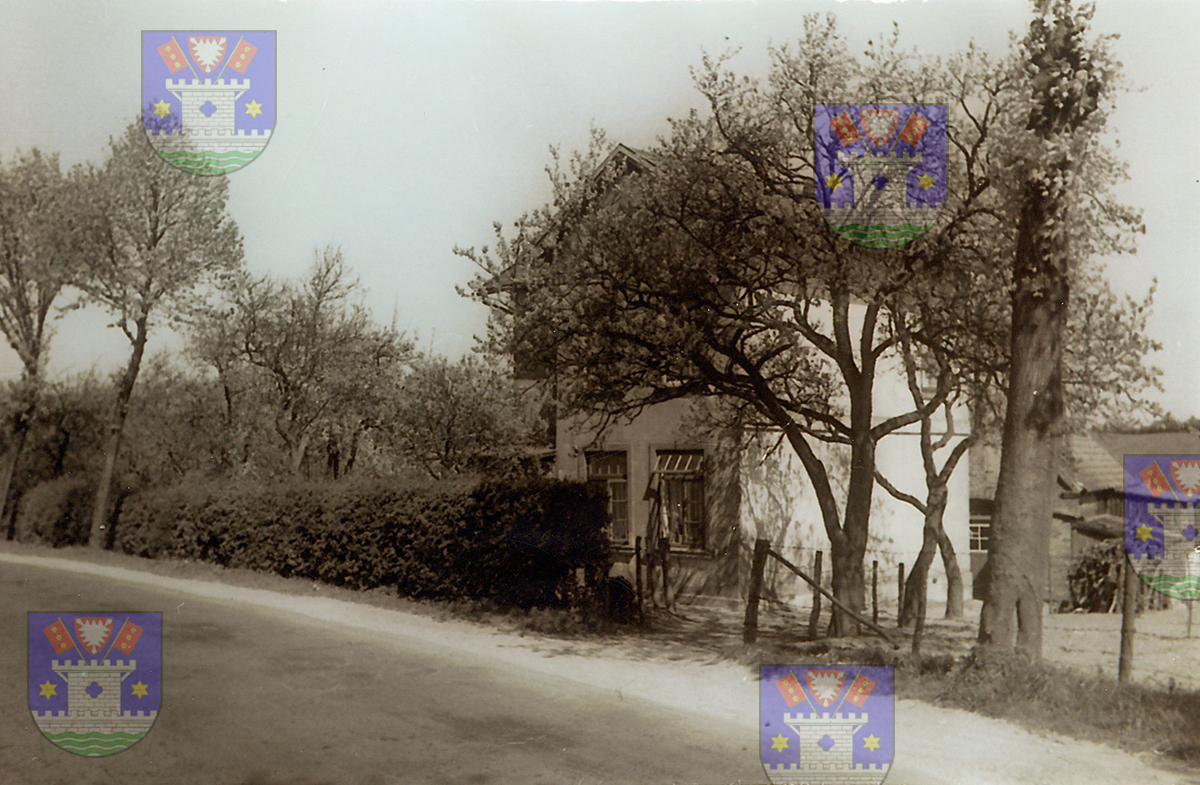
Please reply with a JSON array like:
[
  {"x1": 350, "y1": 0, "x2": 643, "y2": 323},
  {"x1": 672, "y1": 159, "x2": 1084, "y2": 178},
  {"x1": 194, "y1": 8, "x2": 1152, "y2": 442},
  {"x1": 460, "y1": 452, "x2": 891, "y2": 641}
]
[
  {"x1": 1125, "y1": 455, "x2": 1200, "y2": 599},
  {"x1": 28, "y1": 612, "x2": 162, "y2": 756},
  {"x1": 815, "y1": 105, "x2": 947, "y2": 247},
  {"x1": 142, "y1": 31, "x2": 276, "y2": 175},
  {"x1": 761, "y1": 665, "x2": 893, "y2": 785}
]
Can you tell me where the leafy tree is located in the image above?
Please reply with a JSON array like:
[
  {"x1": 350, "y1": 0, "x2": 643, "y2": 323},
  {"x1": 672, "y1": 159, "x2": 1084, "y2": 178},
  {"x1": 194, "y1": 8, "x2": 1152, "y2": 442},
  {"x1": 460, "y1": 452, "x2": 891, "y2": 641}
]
[
  {"x1": 880, "y1": 263, "x2": 1157, "y2": 630},
  {"x1": 464, "y1": 10, "x2": 1140, "y2": 640},
  {"x1": 463, "y1": 17, "x2": 1008, "y2": 635},
  {"x1": 120, "y1": 352, "x2": 230, "y2": 485},
  {"x1": 0, "y1": 150, "x2": 82, "y2": 537},
  {"x1": 76, "y1": 122, "x2": 243, "y2": 546},
  {"x1": 190, "y1": 247, "x2": 410, "y2": 477},
  {"x1": 978, "y1": 0, "x2": 1125, "y2": 656},
  {"x1": 384, "y1": 352, "x2": 544, "y2": 480}
]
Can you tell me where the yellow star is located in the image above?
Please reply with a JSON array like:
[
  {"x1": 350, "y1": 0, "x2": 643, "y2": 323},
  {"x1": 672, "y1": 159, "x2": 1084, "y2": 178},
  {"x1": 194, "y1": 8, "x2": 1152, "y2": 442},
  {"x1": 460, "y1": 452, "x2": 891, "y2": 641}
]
[
  {"x1": 917, "y1": 173, "x2": 935, "y2": 191},
  {"x1": 825, "y1": 173, "x2": 844, "y2": 192},
  {"x1": 863, "y1": 733, "x2": 881, "y2": 752},
  {"x1": 1136, "y1": 524, "x2": 1154, "y2": 542},
  {"x1": 152, "y1": 100, "x2": 172, "y2": 118},
  {"x1": 38, "y1": 681, "x2": 57, "y2": 699},
  {"x1": 245, "y1": 100, "x2": 263, "y2": 118},
  {"x1": 771, "y1": 733, "x2": 790, "y2": 752},
  {"x1": 130, "y1": 681, "x2": 149, "y2": 698}
]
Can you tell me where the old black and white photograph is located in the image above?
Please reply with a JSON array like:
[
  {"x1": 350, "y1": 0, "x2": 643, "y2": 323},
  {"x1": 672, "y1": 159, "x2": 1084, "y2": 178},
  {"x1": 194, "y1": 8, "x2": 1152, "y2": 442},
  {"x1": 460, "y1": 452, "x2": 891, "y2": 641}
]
[{"x1": 3, "y1": 1, "x2": 1199, "y2": 783}]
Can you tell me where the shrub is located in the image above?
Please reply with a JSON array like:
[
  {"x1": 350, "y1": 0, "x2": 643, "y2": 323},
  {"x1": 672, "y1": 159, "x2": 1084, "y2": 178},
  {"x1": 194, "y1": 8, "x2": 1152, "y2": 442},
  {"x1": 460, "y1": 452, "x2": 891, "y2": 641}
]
[
  {"x1": 114, "y1": 475, "x2": 612, "y2": 611},
  {"x1": 15, "y1": 476, "x2": 95, "y2": 547}
]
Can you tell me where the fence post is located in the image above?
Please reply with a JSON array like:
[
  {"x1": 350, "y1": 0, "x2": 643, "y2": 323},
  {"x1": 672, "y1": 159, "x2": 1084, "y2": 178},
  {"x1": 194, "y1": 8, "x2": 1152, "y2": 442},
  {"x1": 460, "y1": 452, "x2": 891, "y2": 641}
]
[
  {"x1": 1119, "y1": 551, "x2": 1138, "y2": 683},
  {"x1": 659, "y1": 538, "x2": 672, "y2": 611},
  {"x1": 743, "y1": 538, "x2": 770, "y2": 645},
  {"x1": 872, "y1": 560, "x2": 879, "y2": 626},
  {"x1": 898, "y1": 563, "x2": 906, "y2": 615},
  {"x1": 808, "y1": 550, "x2": 823, "y2": 641},
  {"x1": 635, "y1": 537, "x2": 644, "y2": 627}
]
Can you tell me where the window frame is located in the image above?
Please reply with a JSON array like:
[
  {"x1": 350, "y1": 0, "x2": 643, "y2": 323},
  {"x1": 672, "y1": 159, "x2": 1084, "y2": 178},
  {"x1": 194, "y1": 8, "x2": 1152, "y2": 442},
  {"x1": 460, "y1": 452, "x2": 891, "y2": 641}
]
[
  {"x1": 654, "y1": 449, "x2": 706, "y2": 551},
  {"x1": 586, "y1": 450, "x2": 630, "y2": 544}
]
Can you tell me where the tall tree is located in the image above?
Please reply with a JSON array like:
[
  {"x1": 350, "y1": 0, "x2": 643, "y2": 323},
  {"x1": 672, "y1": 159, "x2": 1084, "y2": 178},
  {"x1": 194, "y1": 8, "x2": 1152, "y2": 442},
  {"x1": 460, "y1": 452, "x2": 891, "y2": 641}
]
[
  {"x1": 385, "y1": 352, "x2": 543, "y2": 479},
  {"x1": 465, "y1": 12, "x2": 1140, "y2": 638},
  {"x1": 464, "y1": 17, "x2": 1016, "y2": 636},
  {"x1": 0, "y1": 150, "x2": 79, "y2": 538},
  {"x1": 78, "y1": 122, "x2": 243, "y2": 547},
  {"x1": 191, "y1": 247, "x2": 409, "y2": 477},
  {"x1": 979, "y1": 0, "x2": 1120, "y2": 656}
]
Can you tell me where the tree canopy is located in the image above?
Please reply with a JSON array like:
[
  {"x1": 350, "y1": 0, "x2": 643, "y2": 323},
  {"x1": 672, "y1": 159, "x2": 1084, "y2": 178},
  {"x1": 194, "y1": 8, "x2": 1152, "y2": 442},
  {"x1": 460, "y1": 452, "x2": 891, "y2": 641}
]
[{"x1": 463, "y1": 8, "x2": 1145, "y2": 637}]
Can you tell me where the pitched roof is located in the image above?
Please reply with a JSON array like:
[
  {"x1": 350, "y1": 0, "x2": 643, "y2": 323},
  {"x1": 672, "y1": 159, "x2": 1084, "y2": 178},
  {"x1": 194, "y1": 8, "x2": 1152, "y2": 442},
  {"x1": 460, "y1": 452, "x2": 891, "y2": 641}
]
[{"x1": 1063, "y1": 431, "x2": 1200, "y2": 493}]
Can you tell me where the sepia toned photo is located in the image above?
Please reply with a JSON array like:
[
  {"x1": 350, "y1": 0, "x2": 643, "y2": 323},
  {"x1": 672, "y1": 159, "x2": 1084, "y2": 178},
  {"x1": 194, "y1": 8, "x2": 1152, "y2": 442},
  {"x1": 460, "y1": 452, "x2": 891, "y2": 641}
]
[{"x1": 3, "y1": 2, "x2": 1198, "y2": 783}]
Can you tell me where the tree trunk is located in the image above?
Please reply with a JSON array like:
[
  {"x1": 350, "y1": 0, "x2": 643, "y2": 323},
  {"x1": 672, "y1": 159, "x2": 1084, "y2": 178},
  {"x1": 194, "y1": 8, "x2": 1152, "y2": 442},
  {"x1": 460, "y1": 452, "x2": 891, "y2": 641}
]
[
  {"x1": 899, "y1": 502, "x2": 943, "y2": 627},
  {"x1": 89, "y1": 315, "x2": 148, "y2": 548},
  {"x1": 977, "y1": 176, "x2": 1067, "y2": 657},
  {"x1": 0, "y1": 425, "x2": 30, "y2": 541},
  {"x1": 831, "y1": 432, "x2": 874, "y2": 637},
  {"x1": 935, "y1": 523, "x2": 965, "y2": 618}
]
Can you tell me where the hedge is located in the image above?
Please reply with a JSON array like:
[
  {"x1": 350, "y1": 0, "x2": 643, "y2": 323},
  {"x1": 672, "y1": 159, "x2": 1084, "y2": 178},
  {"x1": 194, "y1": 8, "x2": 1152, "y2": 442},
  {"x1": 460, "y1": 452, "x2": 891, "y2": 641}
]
[
  {"x1": 113, "y1": 476, "x2": 612, "y2": 610},
  {"x1": 15, "y1": 476, "x2": 96, "y2": 547}
]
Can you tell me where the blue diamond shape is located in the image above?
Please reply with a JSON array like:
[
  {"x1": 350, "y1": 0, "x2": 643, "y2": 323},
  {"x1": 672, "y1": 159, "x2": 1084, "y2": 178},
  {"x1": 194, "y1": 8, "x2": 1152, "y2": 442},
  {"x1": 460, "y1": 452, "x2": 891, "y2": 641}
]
[
  {"x1": 85, "y1": 681, "x2": 103, "y2": 699},
  {"x1": 873, "y1": 175, "x2": 888, "y2": 190},
  {"x1": 1184, "y1": 525, "x2": 1198, "y2": 542},
  {"x1": 817, "y1": 734, "x2": 835, "y2": 752},
  {"x1": 199, "y1": 101, "x2": 217, "y2": 117}
]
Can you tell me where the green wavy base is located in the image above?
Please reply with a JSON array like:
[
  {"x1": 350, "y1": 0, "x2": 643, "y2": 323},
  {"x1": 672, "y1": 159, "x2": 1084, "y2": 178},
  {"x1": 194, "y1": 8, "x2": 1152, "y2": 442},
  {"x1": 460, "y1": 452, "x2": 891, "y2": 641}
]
[
  {"x1": 831, "y1": 222, "x2": 933, "y2": 248},
  {"x1": 45, "y1": 730, "x2": 147, "y2": 756},
  {"x1": 154, "y1": 149, "x2": 262, "y2": 175},
  {"x1": 1138, "y1": 573, "x2": 1200, "y2": 600}
]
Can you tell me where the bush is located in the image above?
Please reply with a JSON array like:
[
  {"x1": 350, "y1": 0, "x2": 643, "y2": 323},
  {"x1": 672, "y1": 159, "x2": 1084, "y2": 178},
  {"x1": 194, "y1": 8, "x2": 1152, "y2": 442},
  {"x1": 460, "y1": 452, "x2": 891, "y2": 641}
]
[
  {"x1": 15, "y1": 476, "x2": 95, "y2": 547},
  {"x1": 114, "y1": 475, "x2": 612, "y2": 611}
]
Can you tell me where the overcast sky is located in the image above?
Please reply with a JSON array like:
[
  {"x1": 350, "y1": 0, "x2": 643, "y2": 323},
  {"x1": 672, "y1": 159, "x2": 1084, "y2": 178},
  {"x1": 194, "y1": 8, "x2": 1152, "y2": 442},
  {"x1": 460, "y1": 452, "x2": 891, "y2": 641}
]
[{"x1": 4, "y1": 0, "x2": 1198, "y2": 416}]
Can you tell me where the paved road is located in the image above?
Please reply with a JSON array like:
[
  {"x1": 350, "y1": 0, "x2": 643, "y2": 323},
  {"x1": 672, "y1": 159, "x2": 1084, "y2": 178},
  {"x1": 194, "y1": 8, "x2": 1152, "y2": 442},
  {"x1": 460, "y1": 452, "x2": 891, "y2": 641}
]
[{"x1": 1, "y1": 559, "x2": 763, "y2": 785}]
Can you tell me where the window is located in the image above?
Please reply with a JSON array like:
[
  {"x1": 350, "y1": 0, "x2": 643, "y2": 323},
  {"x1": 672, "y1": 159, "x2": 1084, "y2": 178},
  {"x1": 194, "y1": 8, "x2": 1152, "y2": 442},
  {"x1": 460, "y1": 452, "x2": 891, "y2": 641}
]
[
  {"x1": 587, "y1": 451, "x2": 629, "y2": 543},
  {"x1": 969, "y1": 520, "x2": 990, "y2": 552},
  {"x1": 655, "y1": 450, "x2": 706, "y2": 550},
  {"x1": 969, "y1": 498, "x2": 993, "y2": 553}
]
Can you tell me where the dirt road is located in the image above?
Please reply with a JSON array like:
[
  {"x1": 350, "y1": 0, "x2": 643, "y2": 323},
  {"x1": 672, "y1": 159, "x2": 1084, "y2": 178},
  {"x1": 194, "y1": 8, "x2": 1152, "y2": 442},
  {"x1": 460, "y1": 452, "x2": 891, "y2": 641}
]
[{"x1": 2, "y1": 550, "x2": 1194, "y2": 784}]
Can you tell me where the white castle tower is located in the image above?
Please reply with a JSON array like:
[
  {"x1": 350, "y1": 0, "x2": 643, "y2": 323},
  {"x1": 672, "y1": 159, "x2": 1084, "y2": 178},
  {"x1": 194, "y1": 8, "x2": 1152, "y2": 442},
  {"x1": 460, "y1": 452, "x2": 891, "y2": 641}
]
[
  {"x1": 824, "y1": 150, "x2": 940, "y2": 230},
  {"x1": 32, "y1": 658, "x2": 157, "y2": 755},
  {"x1": 148, "y1": 77, "x2": 271, "y2": 172},
  {"x1": 766, "y1": 709, "x2": 889, "y2": 785}
]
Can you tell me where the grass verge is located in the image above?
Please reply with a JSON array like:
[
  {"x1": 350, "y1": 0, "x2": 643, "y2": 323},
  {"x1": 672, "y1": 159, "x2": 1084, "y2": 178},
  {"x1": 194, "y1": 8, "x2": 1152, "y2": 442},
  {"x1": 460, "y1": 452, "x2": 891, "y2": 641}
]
[{"x1": 733, "y1": 636, "x2": 1200, "y2": 773}]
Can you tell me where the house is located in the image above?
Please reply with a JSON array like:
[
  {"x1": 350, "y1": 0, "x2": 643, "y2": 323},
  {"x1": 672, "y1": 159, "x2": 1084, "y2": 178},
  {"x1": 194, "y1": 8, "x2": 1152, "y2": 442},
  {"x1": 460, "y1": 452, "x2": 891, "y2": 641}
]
[
  {"x1": 495, "y1": 143, "x2": 976, "y2": 613},
  {"x1": 556, "y1": 390, "x2": 974, "y2": 612},
  {"x1": 969, "y1": 430, "x2": 1200, "y2": 608}
]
